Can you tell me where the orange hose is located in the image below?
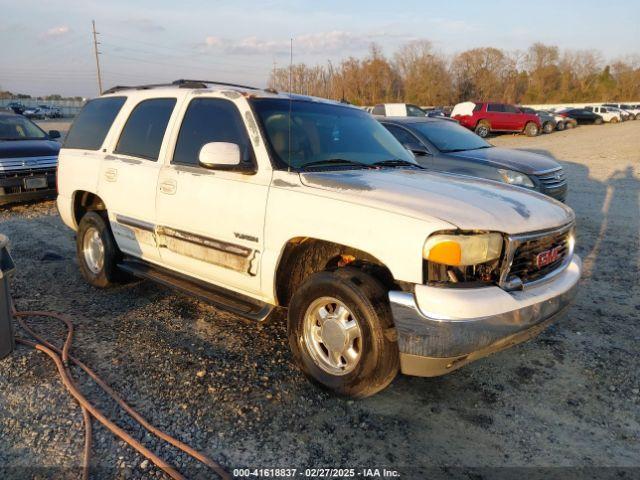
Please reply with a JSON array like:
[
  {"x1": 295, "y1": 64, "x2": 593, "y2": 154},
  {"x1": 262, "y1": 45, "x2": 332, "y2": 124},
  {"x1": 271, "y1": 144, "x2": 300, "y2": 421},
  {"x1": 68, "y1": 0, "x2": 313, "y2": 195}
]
[{"x1": 13, "y1": 307, "x2": 230, "y2": 480}]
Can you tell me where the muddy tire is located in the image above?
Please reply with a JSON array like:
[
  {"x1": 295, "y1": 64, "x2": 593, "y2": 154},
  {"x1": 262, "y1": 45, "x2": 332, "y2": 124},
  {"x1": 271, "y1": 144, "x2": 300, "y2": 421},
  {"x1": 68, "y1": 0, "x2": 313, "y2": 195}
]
[
  {"x1": 565, "y1": 120, "x2": 575, "y2": 129},
  {"x1": 288, "y1": 267, "x2": 399, "y2": 398},
  {"x1": 76, "y1": 211, "x2": 126, "y2": 288},
  {"x1": 543, "y1": 121, "x2": 555, "y2": 134},
  {"x1": 474, "y1": 120, "x2": 491, "y2": 138},
  {"x1": 594, "y1": 117, "x2": 603, "y2": 125},
  {"x1": 524, "y1": 122, "x2": 539, "y2": 137},
  {"x1": 556, "y1": 121, "x2": 565, "y2": 131},
  {"x1": 610, "y1": 117, "x2": 619, "y2": 124}
]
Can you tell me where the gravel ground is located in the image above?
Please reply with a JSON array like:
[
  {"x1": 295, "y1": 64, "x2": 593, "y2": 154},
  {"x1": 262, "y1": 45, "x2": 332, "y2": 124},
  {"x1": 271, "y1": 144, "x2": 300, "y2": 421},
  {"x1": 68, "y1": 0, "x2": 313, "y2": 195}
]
[{"x1": 0, "y1": 122, "x2": 639, "y2": 479}]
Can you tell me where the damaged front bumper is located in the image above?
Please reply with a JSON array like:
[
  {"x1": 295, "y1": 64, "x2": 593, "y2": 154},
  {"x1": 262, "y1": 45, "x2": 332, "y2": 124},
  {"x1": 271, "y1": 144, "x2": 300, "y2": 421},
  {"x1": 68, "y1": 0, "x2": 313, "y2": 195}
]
[{"x1": 389, "y1": 255, "x2": 581, "y2": 377}]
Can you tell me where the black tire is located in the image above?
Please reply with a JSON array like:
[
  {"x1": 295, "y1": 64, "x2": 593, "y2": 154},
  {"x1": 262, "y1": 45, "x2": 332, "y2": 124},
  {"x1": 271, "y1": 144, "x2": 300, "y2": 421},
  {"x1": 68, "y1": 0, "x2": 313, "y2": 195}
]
[
  {"x1": 556, "y1": 121, "x2": 565, "y2": 131},
  {"x1": 76, "y1": 211, "x2": 125, "y2": 288},
  {"x1": 543, "y1": 121, "x2": 554, "y2": 134},
  {"x1": 474, "y1": 120, "x2": 490, "y2": 138},
  {"x1": 288, "y1": 267, "x2": 399, "y2": 398},
  {"x1": 524, "y1": 122, "x2": 539, "y2": 137}
]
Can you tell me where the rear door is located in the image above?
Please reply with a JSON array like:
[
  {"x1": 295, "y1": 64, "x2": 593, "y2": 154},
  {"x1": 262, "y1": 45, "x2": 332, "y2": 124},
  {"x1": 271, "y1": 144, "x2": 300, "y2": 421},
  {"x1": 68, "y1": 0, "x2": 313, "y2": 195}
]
[
  {"x1": 154, "y1": 96, "x2": 270, "y2": 295},
  {"x1": 486, "y1": 103, "x2": 505, "y2": 129},
  {"x1": 503, "y1": 104, "x2": 524, "y2": 130},
  {"x1": 97, "y1": 96, "x2": 180, "y2": 262}
]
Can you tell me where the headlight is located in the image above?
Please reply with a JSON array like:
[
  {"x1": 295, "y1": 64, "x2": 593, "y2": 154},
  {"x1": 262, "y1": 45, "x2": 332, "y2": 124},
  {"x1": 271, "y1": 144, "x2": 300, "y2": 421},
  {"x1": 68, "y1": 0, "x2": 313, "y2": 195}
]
[
  {"x1": 423, "y1": 232, "x2": 503, "y2": 266},
  {"x1": 497, "y1": 169, "x2": 534, "y2": 188}
]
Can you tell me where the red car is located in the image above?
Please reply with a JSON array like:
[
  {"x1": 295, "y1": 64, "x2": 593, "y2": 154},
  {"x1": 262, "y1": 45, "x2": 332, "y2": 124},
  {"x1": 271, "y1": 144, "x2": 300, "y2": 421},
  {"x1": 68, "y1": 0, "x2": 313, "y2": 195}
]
[{"x1": 451, "y1": 101, "x2": 541, "y2": 138}]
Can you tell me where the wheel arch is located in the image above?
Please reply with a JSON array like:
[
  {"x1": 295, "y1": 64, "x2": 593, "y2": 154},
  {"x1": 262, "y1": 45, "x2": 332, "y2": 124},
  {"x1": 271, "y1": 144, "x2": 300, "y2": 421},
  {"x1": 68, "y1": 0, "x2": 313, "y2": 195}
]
[
  {"x1": 274, "y1": 237, "x2": 399, "y2": 307},
  {"x1": 72, "y1": 190, "x2": 107, "y2": 227}
]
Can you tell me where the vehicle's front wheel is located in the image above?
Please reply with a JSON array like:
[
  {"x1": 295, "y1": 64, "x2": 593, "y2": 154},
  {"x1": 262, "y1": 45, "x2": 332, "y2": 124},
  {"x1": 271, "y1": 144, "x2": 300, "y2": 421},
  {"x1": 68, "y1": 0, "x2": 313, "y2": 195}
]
[
  {"x1": 610, "y1": 117, "x2": 619, "y2": 124},
  {"x1": 566, "y1": 120, "x2": 575, "y2": 129},
  {"x1": 76, "y1": 211, "x2": 125, "y2": 288},
  {"x1": 524, "y1": 122, "x2": 539, "y2": 136},
  {"x1": 556, "y1": 121, "x2": 565, "y2": 131},
  {"x1": 288, "y1": 268, "x2": 399, "y2": 398},
  {"x1": 594, "y1": 117, "x2": 603, "y2": 125},
  {"x1": 474, "y1": 120, "x2": 490, "y2": 138}
]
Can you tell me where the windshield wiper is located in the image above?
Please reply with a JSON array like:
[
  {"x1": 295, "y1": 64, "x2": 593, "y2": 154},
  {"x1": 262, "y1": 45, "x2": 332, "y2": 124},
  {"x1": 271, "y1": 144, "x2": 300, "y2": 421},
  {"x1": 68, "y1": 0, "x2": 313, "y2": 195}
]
[
  {"x1": 441, "y1": 145, "x2": 491, "y2": 153},
  {"x1": 373, "y1": 159, "x2": 424, "y2": 169},
  {"x1": 299, "y1": 158, "x2": 373, "y2": 170}
]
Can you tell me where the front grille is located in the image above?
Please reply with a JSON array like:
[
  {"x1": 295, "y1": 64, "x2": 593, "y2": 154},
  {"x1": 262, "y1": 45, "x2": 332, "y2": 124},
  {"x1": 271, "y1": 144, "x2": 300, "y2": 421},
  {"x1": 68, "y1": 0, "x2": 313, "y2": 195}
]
[
  {"x1": 534, "y1": 168, "x2": 567, "y2": 201},
  {"x1": 502, "y1": 224, "x2": 573, "y2": 287}
]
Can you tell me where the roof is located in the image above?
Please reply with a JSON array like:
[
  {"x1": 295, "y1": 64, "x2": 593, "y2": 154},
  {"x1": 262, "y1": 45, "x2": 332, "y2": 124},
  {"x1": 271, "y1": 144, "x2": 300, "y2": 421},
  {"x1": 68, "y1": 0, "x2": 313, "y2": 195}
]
[{"x1": 99, "y1": 78, "x2": 350, "y2": 107}]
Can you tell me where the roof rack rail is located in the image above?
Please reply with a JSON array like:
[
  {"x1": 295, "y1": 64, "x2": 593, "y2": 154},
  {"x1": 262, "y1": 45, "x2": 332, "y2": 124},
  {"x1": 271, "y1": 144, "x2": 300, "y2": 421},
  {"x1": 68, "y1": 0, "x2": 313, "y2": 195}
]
[
  {"x1": 102, "y1": 79, "x2": 261, "y2": 95},
  {"x1": 171, "y1": 79, "x2": 260, "y2": 90}
]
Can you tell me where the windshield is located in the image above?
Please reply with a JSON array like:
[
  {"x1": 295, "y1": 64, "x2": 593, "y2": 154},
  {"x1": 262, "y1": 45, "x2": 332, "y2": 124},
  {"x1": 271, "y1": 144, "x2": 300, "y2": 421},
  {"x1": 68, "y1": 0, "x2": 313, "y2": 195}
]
[
  {"x1": 250, "y1": 98, "x2": 415, "y2": 170},
  {"x1": 410, "y1": 120, "x2": 491, "y2": 152},
  {"x1": 0, "y1": 115, "x2": 47, "y2": 140}
]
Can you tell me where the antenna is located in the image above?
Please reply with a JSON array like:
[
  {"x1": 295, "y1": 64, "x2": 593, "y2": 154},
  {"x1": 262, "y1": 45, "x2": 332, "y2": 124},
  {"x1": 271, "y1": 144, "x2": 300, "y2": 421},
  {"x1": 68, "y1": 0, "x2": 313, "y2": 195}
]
[
  {"x1": 91, "y1": 20, "x2": 103, "y2": 95},
  {"x1": 287, "y1": 38, "x2": 293, "y2": 173}
]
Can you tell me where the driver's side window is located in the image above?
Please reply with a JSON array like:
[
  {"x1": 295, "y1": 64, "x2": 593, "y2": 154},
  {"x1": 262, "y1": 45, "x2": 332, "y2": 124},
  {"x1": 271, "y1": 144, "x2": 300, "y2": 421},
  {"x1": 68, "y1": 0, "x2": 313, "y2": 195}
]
[{"x1": 172, "y1": 98, "x2": 253, "y2": 167}]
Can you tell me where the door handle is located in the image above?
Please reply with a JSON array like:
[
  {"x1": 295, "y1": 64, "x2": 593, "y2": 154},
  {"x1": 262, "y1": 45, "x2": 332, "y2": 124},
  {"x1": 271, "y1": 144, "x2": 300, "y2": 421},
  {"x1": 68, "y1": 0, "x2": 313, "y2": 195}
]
[
  {"x1": 104, "y1": 168, "x2": 117, "y2": 182},
  {"x1": 159, "y1": 179, "x2": 177, "y2": 195}
]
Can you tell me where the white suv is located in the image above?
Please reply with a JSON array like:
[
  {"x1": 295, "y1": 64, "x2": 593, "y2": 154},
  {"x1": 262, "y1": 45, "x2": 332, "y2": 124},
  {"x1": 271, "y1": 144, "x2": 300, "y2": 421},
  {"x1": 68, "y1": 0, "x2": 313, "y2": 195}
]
[
  {"x1": 57, "y1": 80, "x2": 581, "y2": 397},
  {"x1": 585, "y1": 106, "x2": 622, "y2": 123}
]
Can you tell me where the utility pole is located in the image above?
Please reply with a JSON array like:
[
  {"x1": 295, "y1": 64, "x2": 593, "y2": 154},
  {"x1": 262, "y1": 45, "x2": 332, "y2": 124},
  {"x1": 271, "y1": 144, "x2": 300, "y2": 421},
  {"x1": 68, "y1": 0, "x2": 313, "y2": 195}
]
[{"x1": 92, "y1": 20, "x2": 103, "y2": 95}]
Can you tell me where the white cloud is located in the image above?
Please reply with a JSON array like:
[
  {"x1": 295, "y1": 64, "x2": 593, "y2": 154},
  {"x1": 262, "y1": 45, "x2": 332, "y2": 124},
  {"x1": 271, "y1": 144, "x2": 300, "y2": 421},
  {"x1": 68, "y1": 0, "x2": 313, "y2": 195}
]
[{"x1": 44, "y1": 25, "x2": 70, "y2": 37}]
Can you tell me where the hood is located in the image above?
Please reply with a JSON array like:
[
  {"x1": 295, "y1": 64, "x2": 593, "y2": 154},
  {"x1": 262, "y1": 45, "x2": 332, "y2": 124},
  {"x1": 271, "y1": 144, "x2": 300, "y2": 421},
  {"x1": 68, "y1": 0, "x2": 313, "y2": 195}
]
[
  {"x1": 0, "y1": 139, "x2": 61, "y2": 159},
  {"x1": 446, "y1": 147, "x2": 560, "y2": 174},
  {"x1": 300, "y1": 169, "x2": 574, "y2": 235}
]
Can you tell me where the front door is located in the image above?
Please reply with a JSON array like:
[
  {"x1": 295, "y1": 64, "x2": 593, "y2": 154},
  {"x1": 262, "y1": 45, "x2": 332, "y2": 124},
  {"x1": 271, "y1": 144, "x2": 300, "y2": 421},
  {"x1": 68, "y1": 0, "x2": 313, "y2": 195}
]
[{"x1": 155, "y1": 97, "x2": 270, "y2": 295}]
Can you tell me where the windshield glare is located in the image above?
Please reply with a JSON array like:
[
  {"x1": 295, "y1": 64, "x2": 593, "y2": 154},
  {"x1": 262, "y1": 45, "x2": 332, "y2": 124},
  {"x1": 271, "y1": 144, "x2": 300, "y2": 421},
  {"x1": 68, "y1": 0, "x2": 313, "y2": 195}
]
[
  {"x1": 0, "y1": 115, "x2": 47, "y2": 140},
  {"x1": 251, "y1": 99, "x2": 415, "y2": 169},
  {"x1": 411, "y1": 121, "x2": 491, "y2": 152}
]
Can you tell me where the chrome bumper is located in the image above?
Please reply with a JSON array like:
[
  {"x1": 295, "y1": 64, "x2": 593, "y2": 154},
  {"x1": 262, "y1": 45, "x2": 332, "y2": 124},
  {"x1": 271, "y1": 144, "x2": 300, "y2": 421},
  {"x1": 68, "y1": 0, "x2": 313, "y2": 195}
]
[{"x1": 389, "y1": 256, "x2": 581, "y2": 377}]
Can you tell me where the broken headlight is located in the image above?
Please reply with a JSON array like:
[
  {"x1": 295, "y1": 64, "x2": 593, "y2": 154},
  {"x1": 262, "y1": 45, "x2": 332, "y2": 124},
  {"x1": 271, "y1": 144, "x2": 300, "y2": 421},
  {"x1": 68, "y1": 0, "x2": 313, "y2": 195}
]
[{"x1": 422, "y1": 232, "x2": 504, "y2": 286}]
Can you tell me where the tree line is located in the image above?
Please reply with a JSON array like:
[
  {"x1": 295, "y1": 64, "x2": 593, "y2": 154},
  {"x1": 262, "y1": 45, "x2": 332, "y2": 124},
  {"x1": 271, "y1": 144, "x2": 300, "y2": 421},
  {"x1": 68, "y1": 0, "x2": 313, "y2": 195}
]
[{"x1": 268, "y1": 41, "x2": 640, "y2": 106}]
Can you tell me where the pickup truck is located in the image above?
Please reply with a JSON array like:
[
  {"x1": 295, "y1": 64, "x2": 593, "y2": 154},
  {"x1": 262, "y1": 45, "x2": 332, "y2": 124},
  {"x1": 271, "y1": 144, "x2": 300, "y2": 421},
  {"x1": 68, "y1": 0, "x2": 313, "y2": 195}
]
[{"x1": 56, "y1": 80, "x2": 581, "y2": 397}]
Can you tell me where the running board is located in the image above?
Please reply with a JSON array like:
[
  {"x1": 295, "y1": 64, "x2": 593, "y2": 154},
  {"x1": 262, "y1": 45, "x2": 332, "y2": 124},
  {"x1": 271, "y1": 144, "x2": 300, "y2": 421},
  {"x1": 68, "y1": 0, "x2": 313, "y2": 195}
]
[{"x1": 118, "y1": 259, "x2": 274, "y2": 322}]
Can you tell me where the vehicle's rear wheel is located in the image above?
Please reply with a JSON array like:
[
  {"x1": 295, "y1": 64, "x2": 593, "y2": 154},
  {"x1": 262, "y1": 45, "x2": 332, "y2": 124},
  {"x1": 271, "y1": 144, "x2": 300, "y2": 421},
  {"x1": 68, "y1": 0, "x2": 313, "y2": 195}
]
[
  {"x1": 556, "y1": 121, "x2": 565, "y2": 131},
  {"x1": 288, "y1": 267, "x2": 399, "y2": 398},
  {"x1": 76, "y1": 211, "x2": 126, "y2": 288},
  {"x1": 524, "y1": 122, "x2": 539, "y2": 137},
  {"x1": 565, "y1": 120, "x2": 575, "y2": 129},
  {"x1": 594, "y1": 117, "x2": 603, "y2": 125},
  {"x1": 474, "y1": 120, "x2": 490, "y2": 138},
  {"x1": 610, "y1": 117, "x2": 619, "y2": 124},
  {"x1": 543, "y1": 121, "x2": 555, "y2": 134}
]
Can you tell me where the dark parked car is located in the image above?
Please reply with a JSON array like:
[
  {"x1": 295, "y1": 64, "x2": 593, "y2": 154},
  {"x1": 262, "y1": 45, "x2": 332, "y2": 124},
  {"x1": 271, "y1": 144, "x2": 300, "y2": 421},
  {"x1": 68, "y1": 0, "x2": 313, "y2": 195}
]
[
  {"x1": 380, "y1": 117, "x2": 567, "y2": 202},
  {"x1": 7, "y1": 102, "x2": 25, "y2": 115},
  {"x1": 0, "y1": 112, "x2": 61, "y2": 205},
  {"x1": 556, "y1": 108, "x2": 603, "y2": 125},
  {"x1": 519, "y1": 107, "x2": 557, "y2": 133}
]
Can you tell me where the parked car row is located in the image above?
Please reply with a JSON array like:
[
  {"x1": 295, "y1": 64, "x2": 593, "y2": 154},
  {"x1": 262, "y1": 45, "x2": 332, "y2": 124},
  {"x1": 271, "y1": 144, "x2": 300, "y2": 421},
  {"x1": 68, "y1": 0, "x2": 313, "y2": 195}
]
[{"x1": 5, "y1": 102, "x2": 63, "y2": 119}]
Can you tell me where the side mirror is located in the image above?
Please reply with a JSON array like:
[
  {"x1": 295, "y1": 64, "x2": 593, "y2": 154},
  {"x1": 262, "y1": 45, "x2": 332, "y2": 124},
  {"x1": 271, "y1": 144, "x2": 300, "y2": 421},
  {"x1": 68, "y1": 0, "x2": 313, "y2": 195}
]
[
  {"x1": 404, "y1": 143, "x2": 430, "y2": 156},
  {"x1": 198, "y1": 142, "x2": 253, "y2": 173},
  {"x1": 48, "y1": 130, "x2": 61, "y2": 139}
]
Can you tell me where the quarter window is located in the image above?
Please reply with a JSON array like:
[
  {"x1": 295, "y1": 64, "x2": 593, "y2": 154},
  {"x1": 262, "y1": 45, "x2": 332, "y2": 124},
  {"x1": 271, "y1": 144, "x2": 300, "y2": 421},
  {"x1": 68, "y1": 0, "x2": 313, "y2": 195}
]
[
  {"x1": 172, "y1": 98, "x2": 252, "y2": 167},
  {"x1": 383, "y1": 124, "x2": 420, "y2": 146},
  {"x1": 63, "y1": 97, "x2": 126, "y2": 150}
]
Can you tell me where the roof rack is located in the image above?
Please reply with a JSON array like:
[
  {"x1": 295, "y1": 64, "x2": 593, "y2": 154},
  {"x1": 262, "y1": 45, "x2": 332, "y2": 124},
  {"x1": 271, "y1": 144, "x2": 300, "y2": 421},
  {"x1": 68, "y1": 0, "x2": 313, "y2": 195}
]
[{"x1": 102, "y1": 79, "x2": 261, "y2": 95}]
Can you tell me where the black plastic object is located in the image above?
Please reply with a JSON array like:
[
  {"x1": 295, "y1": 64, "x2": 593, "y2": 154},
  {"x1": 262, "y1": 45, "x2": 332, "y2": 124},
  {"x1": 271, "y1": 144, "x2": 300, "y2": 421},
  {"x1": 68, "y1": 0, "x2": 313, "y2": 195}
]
[{"x1": 0, "y1": 234, "x2": 15, "y2": 359}]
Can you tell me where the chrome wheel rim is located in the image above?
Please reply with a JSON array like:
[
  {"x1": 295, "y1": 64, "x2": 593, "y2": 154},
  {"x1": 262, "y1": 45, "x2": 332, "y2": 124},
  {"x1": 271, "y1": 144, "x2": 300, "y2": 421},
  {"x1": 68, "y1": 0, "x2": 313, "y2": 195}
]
[
  {"x1": 82, "y1": 227, "x2": 104, "y2": 274},
  {"x1": 302, "y1": 297, "x2": 362, "y2": 376}
]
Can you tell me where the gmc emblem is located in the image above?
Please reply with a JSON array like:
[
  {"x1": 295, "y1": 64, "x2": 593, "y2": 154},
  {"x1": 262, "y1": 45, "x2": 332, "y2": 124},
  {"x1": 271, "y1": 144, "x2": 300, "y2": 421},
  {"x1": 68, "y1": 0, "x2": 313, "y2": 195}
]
[{"x1": 536, "y1": 246, "x2": 562, "y2": 269}]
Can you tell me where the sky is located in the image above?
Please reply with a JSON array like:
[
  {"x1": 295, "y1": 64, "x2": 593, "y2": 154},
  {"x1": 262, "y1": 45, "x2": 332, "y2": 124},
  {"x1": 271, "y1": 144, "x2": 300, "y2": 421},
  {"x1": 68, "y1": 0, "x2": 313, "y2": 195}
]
[{"x1": 1, "y1": 0, "x2": 639, "y2": 98}]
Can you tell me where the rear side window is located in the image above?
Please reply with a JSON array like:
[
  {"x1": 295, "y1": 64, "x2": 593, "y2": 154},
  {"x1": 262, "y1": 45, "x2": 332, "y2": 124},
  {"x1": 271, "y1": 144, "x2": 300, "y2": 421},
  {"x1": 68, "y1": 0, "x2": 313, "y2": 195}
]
[
  {"x1": 384, "y1": 124, "x2": 419, "y2": 146},
  {"x1": 172, "y1": 98, "x2": 252, "y2": 167},
  {"x1": 503, "y1": 104, "x2": 518, "y2": 113},
  {"x1": 473, "y1": 103, "x2": 483, "y2": 112},
  {"x1": 64, "y1": 97, "x2": 126, "y2": 150},
  {"x1": 487, "y1": 103, "x2": 504, "y2": 113},
  {"x1": 115, "y1": 98, "x2": 176, "y2": 161},
  {"x1": 372, "y1": 104, "x2": 385, "y2": 115}
]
